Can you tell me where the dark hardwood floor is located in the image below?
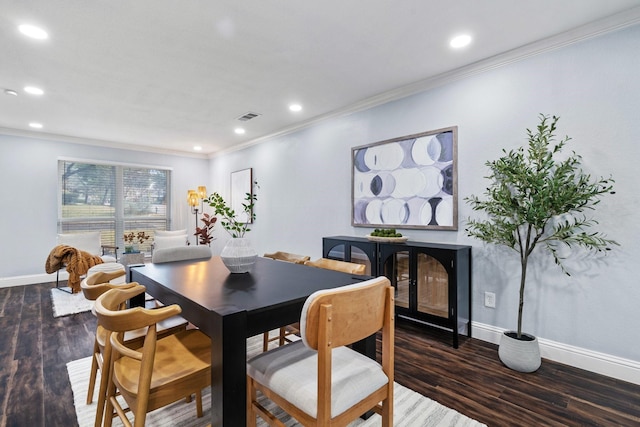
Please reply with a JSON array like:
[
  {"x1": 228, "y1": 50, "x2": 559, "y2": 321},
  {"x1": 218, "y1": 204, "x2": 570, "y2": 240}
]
[{"x1": 1, "y1": 282, "x2": 639, "y2": 426}]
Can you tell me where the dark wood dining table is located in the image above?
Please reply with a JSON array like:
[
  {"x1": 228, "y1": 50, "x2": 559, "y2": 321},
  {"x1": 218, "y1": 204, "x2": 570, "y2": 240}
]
[{"x1": 129, "y1": 255, "x2": 374, "y2": 427}]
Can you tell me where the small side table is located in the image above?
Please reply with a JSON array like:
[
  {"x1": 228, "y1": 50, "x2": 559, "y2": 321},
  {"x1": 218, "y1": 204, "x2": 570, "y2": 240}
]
[{"x1": 120, "y1": 252, "x2": 145, "y2": 266}]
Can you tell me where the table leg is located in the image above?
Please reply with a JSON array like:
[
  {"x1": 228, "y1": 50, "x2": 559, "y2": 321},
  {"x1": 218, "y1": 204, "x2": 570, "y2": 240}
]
[
  {"x1": 127, "y1": 265, "x2": 146, "y2": 307},
  {"x1": 351, "y1": 333, "x2": 376, "y2": 359},
  {"x1": 209, "y1": 310, "x2": 247, "y2": 427}
]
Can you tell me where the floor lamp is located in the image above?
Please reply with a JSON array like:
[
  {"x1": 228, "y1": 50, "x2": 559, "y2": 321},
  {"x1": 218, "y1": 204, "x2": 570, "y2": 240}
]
[{"x1": 187, "y1": 186, "x2": 207, "y2": 245}]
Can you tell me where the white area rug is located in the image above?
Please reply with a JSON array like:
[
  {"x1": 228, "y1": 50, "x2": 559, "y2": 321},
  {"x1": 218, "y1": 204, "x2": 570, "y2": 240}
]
[
  {"x1": 51, "y1": 288, "x2": 94, "y2": 317},
  {"x1": 51, "y1": 288, "x2": 154, "y2": 318},
  {"x1": 68, "y1": 335, "x2": 486, "y2": 426}
]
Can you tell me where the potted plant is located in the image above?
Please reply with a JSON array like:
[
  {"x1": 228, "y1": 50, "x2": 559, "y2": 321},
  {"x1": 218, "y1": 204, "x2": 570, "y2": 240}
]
[
  {"x1": 123, "y1": 231, "x2": 151, "y2": 253},
  {"x1": 465, "y1": 114, "x2": 617, "y2": 372},
  {"x1": 205, "y1": 182, "x2": 258, "y2": 273},
  {"x1": 194, "y1": 213, "x2": 217, "y2": 246}
]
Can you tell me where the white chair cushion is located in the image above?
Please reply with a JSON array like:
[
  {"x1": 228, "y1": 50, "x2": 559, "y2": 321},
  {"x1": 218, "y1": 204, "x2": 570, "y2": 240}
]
[
  {"x1": 153, "y1": 235, "x2": 188, "y2": 250},
  {"x1": 247, "y1": 340, "x2": 388, "y2": 418},
  {"x1": 57, "y1": 231, "x2": 102, "y2": 255},
  {"x1": 155, "y1": 229, "x2": 188, "y2": 236},
  {"x1": 152, "y1": 246, "x2": 212, "y2": 264}
]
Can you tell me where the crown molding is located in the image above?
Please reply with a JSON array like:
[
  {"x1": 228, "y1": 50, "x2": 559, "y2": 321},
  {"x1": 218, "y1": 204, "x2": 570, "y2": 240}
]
[
  {"x1": 211, "y1": 6, "x2": 640, "y2": 158},
  {"x1": 0, "y1": 127, "x2": 209, "y2": 159}
]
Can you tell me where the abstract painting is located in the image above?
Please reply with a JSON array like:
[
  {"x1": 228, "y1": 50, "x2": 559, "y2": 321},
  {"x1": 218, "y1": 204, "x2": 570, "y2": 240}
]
[{"x1": 352, "y1": 127, "x2": 458, "y2": 230}]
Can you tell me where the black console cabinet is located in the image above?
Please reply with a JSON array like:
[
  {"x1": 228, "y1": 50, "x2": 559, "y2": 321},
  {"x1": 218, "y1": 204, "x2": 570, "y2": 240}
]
[
  {"x1": 323, "y1": 236, "x2": 472, "y2": 348},
  {"x1": 379, "y1": 241, "x2": 471, "y2": 348}
]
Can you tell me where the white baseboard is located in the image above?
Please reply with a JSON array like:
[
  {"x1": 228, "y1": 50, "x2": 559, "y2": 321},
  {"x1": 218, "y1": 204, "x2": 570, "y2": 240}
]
[
  {"x1": 472, "y1": 321, "x2": 640, "y2": 386},
  {"x1": 0, "y1": 272, "x2": 64, "y2": 289}
]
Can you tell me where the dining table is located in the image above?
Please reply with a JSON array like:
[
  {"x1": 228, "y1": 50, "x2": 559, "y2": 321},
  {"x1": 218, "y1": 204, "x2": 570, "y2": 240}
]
[{"x1": 129, "y1": 255, "x2": 375, "y2": 427}]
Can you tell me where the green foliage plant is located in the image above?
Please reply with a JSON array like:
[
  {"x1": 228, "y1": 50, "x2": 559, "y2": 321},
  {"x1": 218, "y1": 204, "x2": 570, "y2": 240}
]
[
  {"x1": 194, "y1": 213, "x2": 217, "y2": 245},
  {"x1": 465, "y1": 114, "x2": 618, "y2": 339},
  {"x1": 204, "y1": 181, "x2": 258, "y2": 238}
]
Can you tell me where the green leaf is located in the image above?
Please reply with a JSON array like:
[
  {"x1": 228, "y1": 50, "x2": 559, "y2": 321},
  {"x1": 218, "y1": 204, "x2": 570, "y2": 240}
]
[{"x1": 203, "y1": 180, "x2": 259, "y2": 238}]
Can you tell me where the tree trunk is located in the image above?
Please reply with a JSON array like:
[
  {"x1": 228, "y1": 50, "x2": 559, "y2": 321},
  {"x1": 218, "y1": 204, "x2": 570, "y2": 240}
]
[{"x1": 517, "y1": 254, "x2": 528, "y2": 339}]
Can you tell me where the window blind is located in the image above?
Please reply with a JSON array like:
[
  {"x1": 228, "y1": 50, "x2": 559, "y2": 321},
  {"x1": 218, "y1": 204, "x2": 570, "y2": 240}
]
[{"x1": 58, "y1": 160, "x2": 171, "y2": 253}]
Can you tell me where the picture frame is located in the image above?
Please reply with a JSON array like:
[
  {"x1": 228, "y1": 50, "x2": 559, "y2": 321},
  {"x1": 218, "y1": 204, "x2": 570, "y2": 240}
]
[
  {"x1": 351, "y1": 126, "x2": 458, "y2": 230},
  {"x1": 230, "y1": 168, "x2": 253, "y2": 224}
]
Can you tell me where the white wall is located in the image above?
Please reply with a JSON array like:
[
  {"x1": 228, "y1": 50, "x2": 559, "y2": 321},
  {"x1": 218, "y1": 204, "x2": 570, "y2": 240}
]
[
  {"x1": 209, "y1": 24, "x2": 640, "y2": 364},
  {"x1": 0, "y1": 135, "x2": 209, "y2": 279}
]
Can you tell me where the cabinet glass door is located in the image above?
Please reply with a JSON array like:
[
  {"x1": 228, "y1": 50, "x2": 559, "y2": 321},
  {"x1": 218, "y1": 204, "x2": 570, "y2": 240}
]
[
  {"x1": 350, "y1": 246, "x2": 372, "y2": 275},
  {"x1": 326, "y1": 242, "x2": 373, "y2": 275},
  {"x1": 327, "y1": 244, "x2": 345, "y2": 261},
  {"x1": 383, "y1": 251, "x2": 410, "y2": 309},
  {"x1": 416, "y1": 253, "x2": 449, "y2": 318}
]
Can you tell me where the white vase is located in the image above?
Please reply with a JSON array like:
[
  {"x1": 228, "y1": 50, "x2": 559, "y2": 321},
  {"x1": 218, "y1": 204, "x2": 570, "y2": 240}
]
[
  {"x1": 498, "y1": 331, "x2": 541, "y2": 373},
  {"x1": 220, "y1": 237, "x2": 258, "y2": 273}
]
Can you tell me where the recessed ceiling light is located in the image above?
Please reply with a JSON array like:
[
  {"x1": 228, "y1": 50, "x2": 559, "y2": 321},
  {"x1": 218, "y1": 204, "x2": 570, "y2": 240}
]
[
  {"x1": 18, "y1": 24, "x2": 49, "y2": 40},
  {"x1": 450, "y1": 34, "x2": 472, "y2": 49},
  {"x1": 24, "y1": 86, "x2": 44, "y2": 95},
  {"x1": 4, "y1": 89, "x2": 18, "y2": 96},
  {"x1": 234, "y1": 128, "x2": 246, "y2": 135},
  {"x1": 289, "y1": 104, "x2": 302, "y2": 112},
  {"x1": 193, "y1": 146, "x2": 203, "y2": 151},
  {"x1": 29, "y1": 122, "x2": 43, "y2": 129}
]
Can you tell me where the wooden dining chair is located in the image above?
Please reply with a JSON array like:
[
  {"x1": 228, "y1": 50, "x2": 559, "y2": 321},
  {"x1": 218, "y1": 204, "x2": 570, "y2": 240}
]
[
  {"x1": 81, "y1": 270, "x2": 189, "y2": 427},
  {"x1": 262, "y1": 257, "x2": 368, "y2": 352},
  {"x1": 263, "y1": 251, "x2": 310, "y2": 264},
  {"x1": 304, "y1": 257, "x2": 367, "y2": 275},
  {"x1": 261, "y1": 251, "x2": 311, "y2": 351},
  {"x1": 247, "y1": 276, "x2": 394, "y2": 427},
  {"x1": 95, "y1": 284, "x2": 211, "y2": 427}
]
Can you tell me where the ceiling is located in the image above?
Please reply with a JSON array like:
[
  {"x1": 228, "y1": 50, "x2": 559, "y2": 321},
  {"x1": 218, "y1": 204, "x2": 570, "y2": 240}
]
[{"x1": 2, "y1": 1, "x2": 640, "y2": 157}]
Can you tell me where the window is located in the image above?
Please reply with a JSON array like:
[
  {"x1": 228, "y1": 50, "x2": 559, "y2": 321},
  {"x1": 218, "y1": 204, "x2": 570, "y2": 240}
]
[{"x1": 58, "y1": 159, "x2": 171, "y2": 254}]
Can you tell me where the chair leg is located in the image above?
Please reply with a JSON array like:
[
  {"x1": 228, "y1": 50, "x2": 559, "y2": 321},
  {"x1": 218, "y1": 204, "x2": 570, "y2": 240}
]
[
  {"x1": 86, "y1": 342, "x2": 100, "y2": 404},
  {"x1": 103, "y1": 378, "x2": 117, "y2": 427},
  {"x1": 247, "y1": 376, "x2": 257, "y2": 427},
  {"x1": 195, "y1": 390, "x2": 203, "y2": 418},
  {"x1": 55, "y1": 270, "x2": 73, "y2": 294},
  {"x1": 262, "y1": 332, "x2": 270, "y2": 352},
  {"x1": 382, "y1": 397, "x2": 393, "y2": 427},
  {"x1": 95, "y1": 347, "x2": 112, "y2": 427}
]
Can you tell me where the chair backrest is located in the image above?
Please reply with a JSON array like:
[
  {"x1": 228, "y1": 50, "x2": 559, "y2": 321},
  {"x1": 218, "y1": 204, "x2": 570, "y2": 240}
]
[
  {"x1": 263, "y1": 251, "x2": 310, "y2": 264},
  {"x1": 57, "y1": 231, "x2": 102, "y2": 255},
  {"x1": 95, "y1": 284, "x2": 182, "y2": 334},
  {"x1": 153, "y1": 234, "x2": 189, "y2": 251},
  {"x1": 151, "y1": 246, "x2": 212, "y2": 264},
  {"x1": 300, "y1": 276, "x2": 393, "y2": 350},
  {"x1": 155, "y1": 229, "x2": 188, "y2": 237},
  {"x1": 304, "y1": 258, "x2": 367, "y2": 275},
  {"x1": 80, "y1": 270, "x2": 133, "y2": 301}
]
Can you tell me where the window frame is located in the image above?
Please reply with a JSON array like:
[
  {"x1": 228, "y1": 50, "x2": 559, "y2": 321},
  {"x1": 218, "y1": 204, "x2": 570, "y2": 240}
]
[{"x1": 57, "y1": 157, "x2": 172, "y2": 254}]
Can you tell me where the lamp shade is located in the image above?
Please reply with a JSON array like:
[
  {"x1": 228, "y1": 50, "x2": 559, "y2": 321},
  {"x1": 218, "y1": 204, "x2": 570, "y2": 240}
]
[
  {"x1": 187, "y1": 190, "x2": 199, "y2": 207},
  {"x1": 197, "y1": 186, "x2": 207, "y2": 199}
]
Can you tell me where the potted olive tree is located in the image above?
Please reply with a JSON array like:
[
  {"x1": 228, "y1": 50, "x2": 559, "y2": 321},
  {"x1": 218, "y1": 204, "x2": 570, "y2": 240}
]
[{"x1": 465, "y1": 114, "x2": 617, "y2": 372}]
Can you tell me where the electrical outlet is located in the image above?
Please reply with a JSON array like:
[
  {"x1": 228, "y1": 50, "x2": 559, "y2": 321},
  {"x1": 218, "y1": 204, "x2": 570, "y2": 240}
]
[{"x1": 484, "y1": 291, "x2": 496, "y2": 308}]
